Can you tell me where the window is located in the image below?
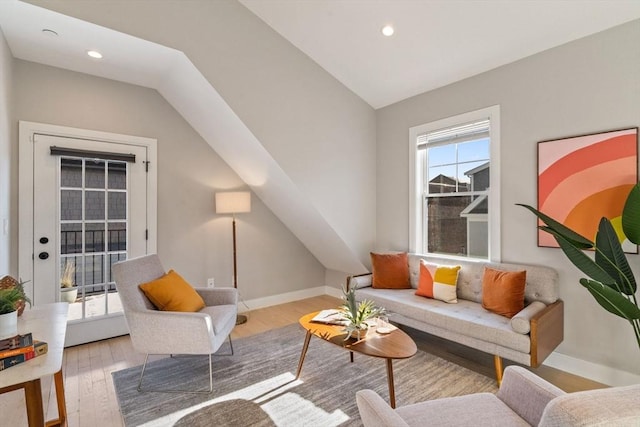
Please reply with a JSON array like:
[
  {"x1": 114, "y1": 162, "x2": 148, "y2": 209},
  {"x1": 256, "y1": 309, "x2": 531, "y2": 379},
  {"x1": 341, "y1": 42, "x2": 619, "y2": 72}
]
[{"x1": 409, "y1": 106, "x2": 500, "y2": 261}]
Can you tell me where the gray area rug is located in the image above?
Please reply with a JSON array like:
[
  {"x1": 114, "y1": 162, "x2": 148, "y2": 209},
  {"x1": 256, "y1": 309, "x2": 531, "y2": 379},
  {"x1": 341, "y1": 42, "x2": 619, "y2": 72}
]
[{"x1": 112, "y1": 324, "x2": 497, "y2": 426}]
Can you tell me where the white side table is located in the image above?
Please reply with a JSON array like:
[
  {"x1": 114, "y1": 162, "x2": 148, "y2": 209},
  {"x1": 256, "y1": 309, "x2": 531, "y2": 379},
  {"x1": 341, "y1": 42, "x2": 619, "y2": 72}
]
[{"x1": 0, "y1": 303, "x2": 69, "y2": 426}]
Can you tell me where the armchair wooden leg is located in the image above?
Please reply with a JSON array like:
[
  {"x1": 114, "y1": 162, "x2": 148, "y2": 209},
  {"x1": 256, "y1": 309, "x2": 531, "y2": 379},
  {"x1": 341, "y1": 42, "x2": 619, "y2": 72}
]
[{"x1": 494, "y1": 355, "x2": 503, "y2": 386}]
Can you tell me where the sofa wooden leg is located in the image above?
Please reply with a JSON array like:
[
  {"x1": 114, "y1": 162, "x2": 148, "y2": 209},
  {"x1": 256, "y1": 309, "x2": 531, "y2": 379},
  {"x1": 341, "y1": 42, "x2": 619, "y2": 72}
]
[{"x1": 494, "y1": 355, "x2": 503, "y2": 386}]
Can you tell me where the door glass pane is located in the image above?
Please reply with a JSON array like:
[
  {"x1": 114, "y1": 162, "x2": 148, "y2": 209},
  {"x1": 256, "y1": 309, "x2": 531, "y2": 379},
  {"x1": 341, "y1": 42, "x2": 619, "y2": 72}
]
[
  {"x1": 61, "y1": 190, "x2": 82, "y2": 220},
  {"x1": 108, "y1": 192, "x2": 126, "y2": 220},
  {"x1": 107, "y1": 252, "x2": 127, "y2": 283},
  {"x1": 60, "y1": 158, "x2": 82, "y2": 188},
  {"x1": 108, "y1": 162, "x2": 127, "y2": 189},
  {"x1": 59, "y1": 157, "x2": 128, "y2": 322},
  {"x1": 108, "y1": 223, "x2": 127, "y2": 251},
  {"x1": 61, "y1": 256, "x2": 82, "y2": 321},
  {"x1": 85, "y1": 191, "x2": 105, "y2": 220},
  {"x1": 60, "y1": 223, "x2": 82, "y2": 254},
  {"x1": 85, "y1": 223, "x2": 105, "y2": 253},
  {"x1": 85, "y1": 160, "x2": 106, "y2": 189}
]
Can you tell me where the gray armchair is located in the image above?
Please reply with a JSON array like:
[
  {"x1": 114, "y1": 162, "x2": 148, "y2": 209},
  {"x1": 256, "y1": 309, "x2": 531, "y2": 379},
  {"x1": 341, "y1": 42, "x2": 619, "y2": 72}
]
[
  {"x1": 357, "y1": 365, "x2": 640, "y2": 426},
  {"x1": 112, "y1": 254, "x2": 238, "y2": 393}
]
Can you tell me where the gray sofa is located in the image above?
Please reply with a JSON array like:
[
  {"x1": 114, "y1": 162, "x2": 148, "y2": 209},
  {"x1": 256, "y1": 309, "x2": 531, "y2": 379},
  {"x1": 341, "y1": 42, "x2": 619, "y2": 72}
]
[
  {"x1": 356, "y1": 365, "x2": 640, "y2": 427},
  {"x1": 351, "y1": 254, "x2": 564, "y2": 382}
]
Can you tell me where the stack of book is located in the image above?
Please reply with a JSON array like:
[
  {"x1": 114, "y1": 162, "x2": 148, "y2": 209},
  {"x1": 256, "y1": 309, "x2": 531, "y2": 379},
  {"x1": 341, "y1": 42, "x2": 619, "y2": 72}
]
[{"x1": 0, "y1": 333, "x2": 48, "y2": 371}]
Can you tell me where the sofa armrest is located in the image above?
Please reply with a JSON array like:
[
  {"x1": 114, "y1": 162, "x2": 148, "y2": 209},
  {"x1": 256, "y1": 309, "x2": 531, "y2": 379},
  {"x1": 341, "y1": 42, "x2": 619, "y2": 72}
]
[
  {"x1": 347, "y1": 273, "x2": 373, "y2": 290},
  {"x1": 497, "y1": 366, "x2": 565, "y2": 426},
  {"x1": 510, "y1": 301, "x2": 547, "y2": 334},
  {"x1": 539, "y1": 384, "x2": 640, "y2": 427},
  {"x1": 195, "y1": 287, "x2": 238, "y2": 306},
  {"x1": 356, "y1": 390, "x2": 410, "y2": 427},
  {"x1": 530, "y1": 300, "x2": 564, "y2": 366}
]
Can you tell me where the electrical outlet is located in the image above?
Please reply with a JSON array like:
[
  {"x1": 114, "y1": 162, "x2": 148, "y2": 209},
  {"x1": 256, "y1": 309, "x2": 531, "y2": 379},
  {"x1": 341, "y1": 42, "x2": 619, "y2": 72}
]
[{"x1": 207, "y1": 278, "x2": 215, "y2": 288}]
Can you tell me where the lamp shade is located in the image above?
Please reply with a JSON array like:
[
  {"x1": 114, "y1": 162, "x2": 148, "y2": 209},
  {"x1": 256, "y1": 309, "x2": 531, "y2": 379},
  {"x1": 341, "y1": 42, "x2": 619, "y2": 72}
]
[{"x1": 215, "y1": 191, "x2": 251, "y2": 214}]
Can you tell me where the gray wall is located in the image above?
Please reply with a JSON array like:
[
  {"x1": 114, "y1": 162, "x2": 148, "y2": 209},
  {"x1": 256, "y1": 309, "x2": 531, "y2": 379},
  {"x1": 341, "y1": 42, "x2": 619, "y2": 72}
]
[
  {"x1": 0, "y1": 29, "x2": 12, "y2": 275},
  {"x1": 12, "y1": 60, "x2": 325, "y2": 299},
  {"x1": 27, "y1": 0, "x2": 377, "y2": 275},
  {"x1": 377, "y1": 20, "x2": 640, "y2": 375}
]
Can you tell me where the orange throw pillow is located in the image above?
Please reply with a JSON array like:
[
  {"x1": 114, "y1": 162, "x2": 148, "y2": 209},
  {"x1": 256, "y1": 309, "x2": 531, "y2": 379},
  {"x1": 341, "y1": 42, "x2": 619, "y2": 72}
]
[
  {"x1": 139, "y1": 269, "x2": 205, "y2": 312},
  {"x1": 482, "y1": 267, "x2": 526, "y2": 318},
  {"x1": 370, "y1": 252, "x2": 410, "y2": 289}
]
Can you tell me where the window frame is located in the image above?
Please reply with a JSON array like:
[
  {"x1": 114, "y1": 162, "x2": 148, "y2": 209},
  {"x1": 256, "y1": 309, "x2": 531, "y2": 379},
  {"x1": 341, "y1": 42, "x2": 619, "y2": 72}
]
[{"x1": 409, "y1": 105, "x2": 501, "y2": 262}]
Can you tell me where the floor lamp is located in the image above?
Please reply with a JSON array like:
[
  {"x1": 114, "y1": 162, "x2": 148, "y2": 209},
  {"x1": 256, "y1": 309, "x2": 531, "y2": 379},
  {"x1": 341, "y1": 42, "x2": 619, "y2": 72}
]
[{"x1": 215, "y1": 191, "x2": 251, "y2": 325}]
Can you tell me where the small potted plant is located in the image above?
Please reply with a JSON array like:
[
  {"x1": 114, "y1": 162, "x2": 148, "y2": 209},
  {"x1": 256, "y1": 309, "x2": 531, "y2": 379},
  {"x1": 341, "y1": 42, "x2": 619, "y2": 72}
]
[
  {"x1": 341, "y1": 284, "x2": 385, "y2": 340},
  {"x1": 0, "y1": 275, "x2": 31, "y2": 316},
  {"x1": 0, "y1": 287, "x2": 25, "y2": 338},
  {"x1": 60, "y1": 261, "x2": 78, "y2": 303}
]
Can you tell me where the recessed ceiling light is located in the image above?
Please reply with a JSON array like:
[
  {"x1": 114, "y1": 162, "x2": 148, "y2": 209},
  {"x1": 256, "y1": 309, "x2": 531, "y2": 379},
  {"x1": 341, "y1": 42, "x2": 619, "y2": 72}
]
[
  {"x1": 42, "y1": 29, "x2": 58, "y2": 37},
  {"x1": 87, "y1": 50, "x2": 103, "y2": 59},
  {"x1": 381, "y1": 25, "x2": 394, "y2": 37}
]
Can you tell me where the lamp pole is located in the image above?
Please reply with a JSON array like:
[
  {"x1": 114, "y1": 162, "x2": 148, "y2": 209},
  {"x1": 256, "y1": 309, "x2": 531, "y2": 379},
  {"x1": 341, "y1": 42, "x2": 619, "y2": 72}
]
[{"x1": 232, "y1": 214, "x2": 247, "y2": 325}]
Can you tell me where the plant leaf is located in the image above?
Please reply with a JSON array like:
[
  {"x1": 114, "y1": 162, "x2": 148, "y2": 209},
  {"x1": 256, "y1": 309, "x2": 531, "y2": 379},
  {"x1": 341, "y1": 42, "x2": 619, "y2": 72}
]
[
  {"x1": 622, "y1": 183, "x2": 640, "y2": 245},
  {"x1": 517, "y1": 204, "x2": 593, "y2": 248},
  {"x1": 545, "y1": 228, "x2": 616, "y2": 285},
  {"x1": 594, "y1": 218, "x2": 636, "y2": 295},
  {"x1": 580, "y1": 279, "x2": 640, "y2": 320}
]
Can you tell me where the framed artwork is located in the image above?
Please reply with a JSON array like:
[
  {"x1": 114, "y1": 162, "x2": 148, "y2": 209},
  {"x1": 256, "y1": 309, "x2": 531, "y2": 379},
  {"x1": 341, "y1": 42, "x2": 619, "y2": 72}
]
[{"x1": 537, "y1": 127, "x2": 639, "y2": 253}]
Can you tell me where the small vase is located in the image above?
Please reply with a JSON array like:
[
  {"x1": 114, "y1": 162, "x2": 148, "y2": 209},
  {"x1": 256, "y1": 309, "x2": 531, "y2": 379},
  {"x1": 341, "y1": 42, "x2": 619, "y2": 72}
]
[
  {"x1": 0, "y1": 310, "x2": 18, "y2": 339},
  {"x1": 60, "y1": 287, "x2": 78, "y2": 303},
  {"x1": 355, "y1": 327, "x2": 369, "y2": 340}
]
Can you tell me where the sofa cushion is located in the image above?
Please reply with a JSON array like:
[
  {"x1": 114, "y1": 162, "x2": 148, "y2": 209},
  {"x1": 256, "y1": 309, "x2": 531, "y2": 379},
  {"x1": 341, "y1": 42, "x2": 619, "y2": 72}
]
[
  {"x1": 371, "y1": 252, "x2": 411, "y2": 289},
  {"x1": 416, "y1": 261, "x2": 460, "y2": 303},
  {"x1": 482, "y1": 268, "x2": 526, "y2": 318},
  {"x1": 407, "y1": 255, "x2": 559, "y2": 305},
  {"x1": 357, "y1": 287, "x2": 531, "y2": 354}
]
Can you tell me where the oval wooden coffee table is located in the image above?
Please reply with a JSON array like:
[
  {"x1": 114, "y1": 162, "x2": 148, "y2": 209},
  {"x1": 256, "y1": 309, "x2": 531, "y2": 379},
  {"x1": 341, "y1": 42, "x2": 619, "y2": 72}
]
[{"x1": 296, "y1": 311, "x2": 417, "y2": 408}]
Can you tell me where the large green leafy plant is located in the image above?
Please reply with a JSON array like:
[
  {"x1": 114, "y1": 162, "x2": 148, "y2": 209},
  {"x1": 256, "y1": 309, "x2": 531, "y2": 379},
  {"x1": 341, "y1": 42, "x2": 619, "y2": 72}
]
[{"x1": 518, "y1": 183, "x2": 640, "y2": 348}]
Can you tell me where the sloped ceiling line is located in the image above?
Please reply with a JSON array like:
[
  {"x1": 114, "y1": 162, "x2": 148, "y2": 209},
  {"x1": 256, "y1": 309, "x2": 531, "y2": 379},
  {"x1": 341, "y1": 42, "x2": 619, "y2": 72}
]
[{"x1": 0, "y1": 0, "x2": 368, "y2": 275}]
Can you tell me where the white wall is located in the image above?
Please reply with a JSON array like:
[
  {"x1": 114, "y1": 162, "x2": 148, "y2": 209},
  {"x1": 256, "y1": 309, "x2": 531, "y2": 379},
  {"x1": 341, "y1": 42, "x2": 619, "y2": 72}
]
[
  {"x1": 0, "y1": 29, "x2": 12, "y2": 276},
  {"x1": 12, "y1": 60, "x2": 325, "y2": 300},
  {"x1": 376, "y1": 20, "x2": 640, "y2": 379},
  {"x1": 27, "y1": 0, "x2": 378, "y2": 279}
]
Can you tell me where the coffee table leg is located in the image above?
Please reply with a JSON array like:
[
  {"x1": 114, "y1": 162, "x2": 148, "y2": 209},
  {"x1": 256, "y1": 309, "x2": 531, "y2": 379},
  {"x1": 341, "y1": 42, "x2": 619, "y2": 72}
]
[
  {"x1": 386, "y1": 358, "x2": 396, "y2": 409},
  {"x1": 295, "y1": 330, "x2": 312, "y2": 379}
]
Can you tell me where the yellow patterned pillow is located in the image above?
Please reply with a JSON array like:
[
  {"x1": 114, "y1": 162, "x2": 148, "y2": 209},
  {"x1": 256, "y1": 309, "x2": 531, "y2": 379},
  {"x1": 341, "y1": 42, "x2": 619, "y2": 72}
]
[
  {"x1": 415, "y1": 261, "x2": 461, "y2": 303},
  {"x1": 139, "y1": 269, "x2": 205, "y2": 312}
]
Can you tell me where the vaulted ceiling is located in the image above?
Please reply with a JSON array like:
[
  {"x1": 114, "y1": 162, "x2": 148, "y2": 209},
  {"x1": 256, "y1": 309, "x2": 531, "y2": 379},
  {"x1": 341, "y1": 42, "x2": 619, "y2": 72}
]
[{"x1": 1, "y1": 0, "x2": 639, "y2": 274}]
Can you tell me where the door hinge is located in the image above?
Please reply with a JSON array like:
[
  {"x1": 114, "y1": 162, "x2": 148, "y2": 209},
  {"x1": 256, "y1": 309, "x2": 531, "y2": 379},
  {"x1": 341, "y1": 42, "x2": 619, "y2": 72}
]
[
  {"x1": 145, "y1": 229, "x2": 149, "y2": 240},
  {"x1": 144, "y1": 161, "x2": 150, "y2": 172}
]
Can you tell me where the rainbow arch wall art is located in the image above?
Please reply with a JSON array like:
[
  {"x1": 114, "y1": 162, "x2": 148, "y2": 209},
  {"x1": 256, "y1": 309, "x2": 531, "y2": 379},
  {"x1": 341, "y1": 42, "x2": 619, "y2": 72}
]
[{"x1": 538, "y1": 127, "x2": 638, "y2": 253}]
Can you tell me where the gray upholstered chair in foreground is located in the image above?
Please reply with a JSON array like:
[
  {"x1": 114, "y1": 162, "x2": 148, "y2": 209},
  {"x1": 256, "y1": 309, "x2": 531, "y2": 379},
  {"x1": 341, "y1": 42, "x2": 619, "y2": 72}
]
[
  {"x1": 112, "y1": 254, "x2": 238, "y2": 393},
  {"x1": 357, "y1": 366, "x2": 640, "y2": 426}
]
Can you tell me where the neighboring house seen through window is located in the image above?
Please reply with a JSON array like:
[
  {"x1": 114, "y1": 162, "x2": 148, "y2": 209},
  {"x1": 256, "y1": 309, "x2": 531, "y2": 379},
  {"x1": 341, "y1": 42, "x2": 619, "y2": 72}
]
[{"x1": 409, "y1": 106, "x2": 500, "y2": 261}]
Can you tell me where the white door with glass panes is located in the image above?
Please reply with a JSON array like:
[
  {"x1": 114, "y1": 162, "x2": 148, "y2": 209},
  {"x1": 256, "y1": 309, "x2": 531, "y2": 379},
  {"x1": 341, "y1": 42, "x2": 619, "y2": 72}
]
[{"x1": 19, "y1": 122, "x2": 157, "y2": 346}]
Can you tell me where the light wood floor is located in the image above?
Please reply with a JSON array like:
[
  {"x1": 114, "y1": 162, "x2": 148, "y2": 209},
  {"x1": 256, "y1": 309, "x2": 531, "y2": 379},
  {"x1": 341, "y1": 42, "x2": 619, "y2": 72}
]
[{"x1": 0, "y1": 295, "x2": 604, "y2": 426}]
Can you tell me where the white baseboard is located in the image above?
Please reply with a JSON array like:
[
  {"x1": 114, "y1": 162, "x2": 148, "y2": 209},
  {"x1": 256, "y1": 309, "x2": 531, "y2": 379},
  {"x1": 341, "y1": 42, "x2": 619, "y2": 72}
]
[
  {"x1": 238, "y1": 288, "x2": 639, "y2": 386},
  {"x1": 237, "y1": 286, "x2": 332, "y2": 312},
  {"x1": 543, "y1": 352, "x2": 640, "y2": 387}
]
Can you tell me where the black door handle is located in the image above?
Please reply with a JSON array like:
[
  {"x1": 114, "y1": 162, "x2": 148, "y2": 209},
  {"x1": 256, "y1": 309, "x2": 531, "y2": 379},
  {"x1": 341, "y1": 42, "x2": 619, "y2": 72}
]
[{"x1": 38, "y1": 252, "x2": 49, "y2": 260}]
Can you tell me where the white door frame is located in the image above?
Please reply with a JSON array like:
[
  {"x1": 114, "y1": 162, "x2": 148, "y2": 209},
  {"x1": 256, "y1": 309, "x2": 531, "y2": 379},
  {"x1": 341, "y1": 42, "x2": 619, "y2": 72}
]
[{"x1": 18, "y1": 121, "x2": 157, "y2": 343}]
